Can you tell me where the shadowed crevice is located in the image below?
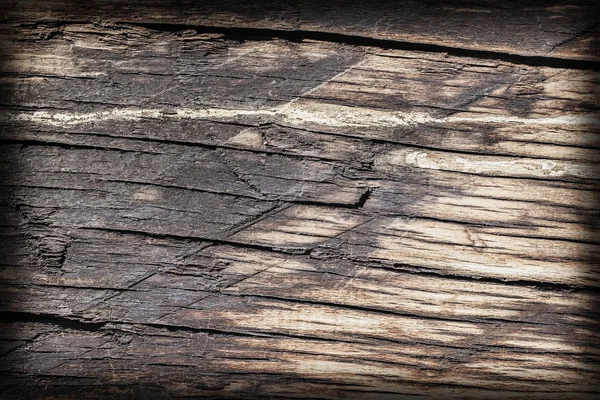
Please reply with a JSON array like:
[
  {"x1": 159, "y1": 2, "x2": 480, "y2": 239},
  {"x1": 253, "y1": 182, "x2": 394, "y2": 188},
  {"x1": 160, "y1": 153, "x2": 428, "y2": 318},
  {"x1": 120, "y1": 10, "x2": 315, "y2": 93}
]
[{"x1": 120, "y1": 21, "x2": 600, "y2": 71}]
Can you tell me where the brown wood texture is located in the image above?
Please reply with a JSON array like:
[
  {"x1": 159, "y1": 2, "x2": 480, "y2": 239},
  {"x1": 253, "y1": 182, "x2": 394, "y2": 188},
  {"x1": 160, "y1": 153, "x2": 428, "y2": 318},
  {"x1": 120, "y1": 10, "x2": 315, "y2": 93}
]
[
  {"x1": 2, "y1": 0, "x2": 600, "y2": 62},
  {"x1": 0, "y1": 2, "x2": 599, "y2": 399}
]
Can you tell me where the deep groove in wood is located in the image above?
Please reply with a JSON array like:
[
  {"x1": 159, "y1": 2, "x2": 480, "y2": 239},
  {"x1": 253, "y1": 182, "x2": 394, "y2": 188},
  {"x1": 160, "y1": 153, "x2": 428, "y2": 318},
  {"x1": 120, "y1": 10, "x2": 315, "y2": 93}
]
[{"x1": 120, "y1": 22, "x2": 600, "y2": 71}]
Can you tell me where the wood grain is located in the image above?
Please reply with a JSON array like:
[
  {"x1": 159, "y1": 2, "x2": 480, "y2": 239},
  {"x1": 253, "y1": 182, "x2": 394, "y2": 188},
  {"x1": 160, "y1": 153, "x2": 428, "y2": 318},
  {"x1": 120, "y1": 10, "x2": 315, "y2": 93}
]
[
  {"x1": 0, "y1": 6, "x2": 599, "y2": 400},
  {"x1": 1, "y1": 0, "x2": 599, "y2": 61}
]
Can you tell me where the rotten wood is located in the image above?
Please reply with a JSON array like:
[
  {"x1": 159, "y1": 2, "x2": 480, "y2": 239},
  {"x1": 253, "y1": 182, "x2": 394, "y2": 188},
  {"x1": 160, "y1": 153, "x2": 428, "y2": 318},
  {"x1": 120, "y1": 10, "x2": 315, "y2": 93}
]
[{"x1": 0, "y1": 3, "x2": 599, "y2": 400}]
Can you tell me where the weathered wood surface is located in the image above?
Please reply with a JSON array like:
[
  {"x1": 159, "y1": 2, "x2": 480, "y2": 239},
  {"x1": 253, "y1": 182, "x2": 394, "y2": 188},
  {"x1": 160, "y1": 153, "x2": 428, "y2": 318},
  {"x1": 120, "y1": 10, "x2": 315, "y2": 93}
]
[
  {"x1": 0, "y1": 4, "x2": 599, "y2": 400},
  {"x1": 2, "y1": 0, "x2": 600, "y2": 62}
]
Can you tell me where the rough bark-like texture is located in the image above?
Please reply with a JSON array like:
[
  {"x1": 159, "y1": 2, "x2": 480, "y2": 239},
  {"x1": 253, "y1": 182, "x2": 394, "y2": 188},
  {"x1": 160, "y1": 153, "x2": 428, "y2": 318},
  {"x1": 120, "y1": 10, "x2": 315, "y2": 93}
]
[{"x1": 0, "y1": 2, "x2": 599, "y2": 399}]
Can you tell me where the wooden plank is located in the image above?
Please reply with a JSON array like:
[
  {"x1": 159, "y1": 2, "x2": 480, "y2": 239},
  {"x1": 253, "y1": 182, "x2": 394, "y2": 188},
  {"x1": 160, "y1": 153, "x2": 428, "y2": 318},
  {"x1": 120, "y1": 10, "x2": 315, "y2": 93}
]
[
  {"x1": 4, "y1": 144, "x2": 367, "y2": 205},
  {"x1": 1, "y1": 26, "x2": 598, "y2": 161},
  {"x1": 0, "y1": 241, "x2": 598, "y2": 397},
  {"x1": 1, "y1": 1, "x2": 599, "y2": 61},
  {"x1": 1, "y1": 6, "x2": 599, "y2": 400}
]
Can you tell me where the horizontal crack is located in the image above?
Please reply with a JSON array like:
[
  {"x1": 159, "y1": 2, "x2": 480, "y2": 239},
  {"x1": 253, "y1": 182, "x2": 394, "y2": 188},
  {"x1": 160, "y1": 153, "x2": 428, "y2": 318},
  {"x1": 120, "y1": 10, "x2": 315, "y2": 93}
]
[
  {"x1": 376, "y1": 262, "x2": 600, "y2": 293},
  {"x1": 119, "y1": 22, "x2": 600, "y2": 71},
  {"x1": 77, "y1": 226, "x2": 312, "y2": 255},
  {"x1": 0, "y1": 311, "x2": 106, "y2": 332},
  {"x1": 223, "y1": 292, "x2": 558, "y2": 326}
]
